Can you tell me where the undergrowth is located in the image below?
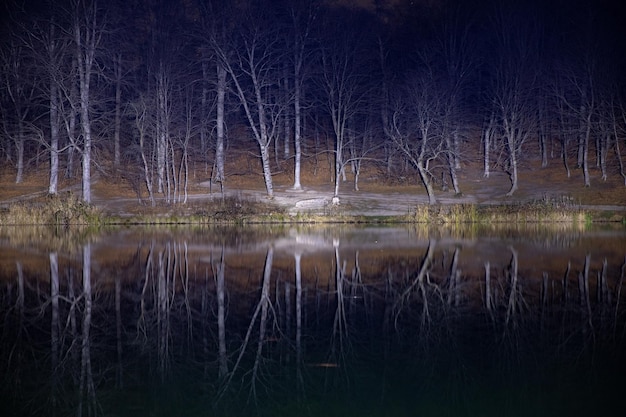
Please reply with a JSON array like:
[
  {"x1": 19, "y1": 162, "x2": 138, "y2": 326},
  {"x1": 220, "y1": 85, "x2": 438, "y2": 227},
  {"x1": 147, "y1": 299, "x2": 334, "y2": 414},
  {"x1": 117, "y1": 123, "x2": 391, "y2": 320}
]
[{"x1": 0, "y1": 193, "x2": 102, "y2": 226}]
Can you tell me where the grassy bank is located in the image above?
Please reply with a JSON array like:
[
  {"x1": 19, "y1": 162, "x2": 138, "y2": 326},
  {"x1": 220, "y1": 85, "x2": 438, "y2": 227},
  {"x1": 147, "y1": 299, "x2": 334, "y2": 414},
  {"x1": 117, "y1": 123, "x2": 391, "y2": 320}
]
[
  {"x1": 1, "y1": 193, "x2": 623, "y2": 226},
  {"x1": 411, "y1": 200, "x2": 593, "y2": 226}
]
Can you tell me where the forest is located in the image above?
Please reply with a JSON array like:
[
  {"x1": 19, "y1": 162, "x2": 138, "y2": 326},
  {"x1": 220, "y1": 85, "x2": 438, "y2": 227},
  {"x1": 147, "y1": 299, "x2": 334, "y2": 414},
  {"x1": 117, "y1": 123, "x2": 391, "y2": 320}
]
[{"x1": 1, "y1": 0, "x2": 625, "y2": 206}]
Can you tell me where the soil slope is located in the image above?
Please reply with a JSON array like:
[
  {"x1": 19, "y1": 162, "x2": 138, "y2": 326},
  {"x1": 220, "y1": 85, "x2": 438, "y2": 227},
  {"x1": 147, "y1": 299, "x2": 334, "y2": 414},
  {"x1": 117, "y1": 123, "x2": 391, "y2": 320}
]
[{"x1": 1, "y1": 152, "x2": 626, "y2": 218}]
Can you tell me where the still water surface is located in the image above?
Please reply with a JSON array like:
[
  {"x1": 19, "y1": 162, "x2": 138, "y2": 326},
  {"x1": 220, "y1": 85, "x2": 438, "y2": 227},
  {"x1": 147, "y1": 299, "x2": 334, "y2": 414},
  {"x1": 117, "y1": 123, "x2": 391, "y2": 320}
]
[{"x1": 1, "y1": 224, "x2": 625, "y2": 416}]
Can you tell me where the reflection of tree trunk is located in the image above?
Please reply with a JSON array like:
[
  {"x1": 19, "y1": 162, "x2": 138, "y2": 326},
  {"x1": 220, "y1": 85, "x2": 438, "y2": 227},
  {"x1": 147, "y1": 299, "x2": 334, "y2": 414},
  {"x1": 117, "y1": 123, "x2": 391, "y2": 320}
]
[
  {"x1": 579, "y1": 254, "x2": 592, "y2": 317},
  {"x1": 447, "y1": 248, "x2": 459, "y2": 306},
  {"x1": 115, "y1": 275, "x2": 123, "y2": 388},
  {"x1": 394, "y1": 240, "x2": 435, "y2": 329},
  {"x1": 251, "y1": 247, "x2": 273, "y2": 400},
  {"x1": 157, "y1": 247, "x2": 170, "y2": 379},
  {"x1": 216, "y1": 247, "x2": 228, "y2": 379},
  {"x1": 563, "y1": 261, "x2": 571, "y2": 304},
  {"x1": 78, "y1": 243, "x2": 96, "y2": 417},
  {"x1": 67, "y1": 267, "x2": 78, "y2": 366},
  {"x1": 350, "y1": 251, "x2": 362, "y2": 315},
  {"x1": 218, "y1": 247, "x2": 273, "y2": 403},
  {"x1": 505, "y1": 246, "x2": 519, "y2": 327},
  {"x1": 294, "y1": 252, "x2": 303, "y2": 393},
  {"x1": 614, "y1": 258, "x2": 625, "y2": 337},
  {"x1": 50, "y1": 252, "x2": 60, "y2": 402},
  {"x1": 332, "y1": 239, "x2": 348, "y2": 359},
  {"x1": 285, "y1": 281, "x2": 292, "y2": 342},
  {"x1": 485, "y1": 264, "x2": 492, "y2": 309},
  {"x1": 138, "y1": 241, "x2": 153, "y2": 341},
  {"x1": 16, "y1": 259, "x2": 24, "y2": 336},
  {"x1": 598, "y1": 258, "x2": 607, "y2": 305}
]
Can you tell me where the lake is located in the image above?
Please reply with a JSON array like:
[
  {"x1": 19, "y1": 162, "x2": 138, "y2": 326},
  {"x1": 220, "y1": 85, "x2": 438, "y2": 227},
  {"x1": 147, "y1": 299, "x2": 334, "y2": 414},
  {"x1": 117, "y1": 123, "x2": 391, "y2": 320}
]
[{"x1": 1, "y1": 223, "x2": 625, "y2": 416}]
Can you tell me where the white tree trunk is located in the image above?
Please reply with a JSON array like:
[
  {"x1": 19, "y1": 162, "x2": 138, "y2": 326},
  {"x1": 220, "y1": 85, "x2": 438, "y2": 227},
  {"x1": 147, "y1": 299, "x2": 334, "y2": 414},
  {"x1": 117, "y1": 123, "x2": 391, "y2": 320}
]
[
  {"x1": 113, "y1": 54, "x2": 122, "y2": 167},
  {"x1": 505, "y1": 134, "x2": 519, "y2": 196},
  {"x1": 293, "y1": 81, "x2": 302, "y2": 190},
  {"x1": 215, "y1": 63, "x2": 226, "y2": 189},
  {"x1": 260, "y1": 144, "x2": 274, "y2": 198},
  {"x1": 75, "y1": 16, "x2": 95, "y2": 204},
  {"x1": 156, "y1": 70, "x2": 168, "y2": 194},
  {"x1": 49, "y1": 81, "x2": 59, "y2": 194},
  {"x1": 15, "y1": 126, "x2": 24, "y2": 184}
]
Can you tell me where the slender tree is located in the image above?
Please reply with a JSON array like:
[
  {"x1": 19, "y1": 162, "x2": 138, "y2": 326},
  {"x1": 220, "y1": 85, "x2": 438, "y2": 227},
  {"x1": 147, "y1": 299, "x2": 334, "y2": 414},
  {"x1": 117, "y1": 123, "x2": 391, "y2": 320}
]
[
  {"x1": 73, "y1": 0, "x2": 104, "y2": 204},
  {"x1": 317, "y1": 16, "x2": 369, "y2": 201},
  {"x1": 488, "y1": 2, "x2": 540, "y2": 196},
  {"x1": 211, "y1": 3, "x2": 285, "y2": 198}
]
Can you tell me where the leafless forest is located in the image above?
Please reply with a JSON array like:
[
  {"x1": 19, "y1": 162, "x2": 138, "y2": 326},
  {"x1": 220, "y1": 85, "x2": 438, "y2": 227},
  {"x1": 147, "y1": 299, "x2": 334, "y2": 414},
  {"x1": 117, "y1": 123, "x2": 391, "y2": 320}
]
[{"x1": 1, "y1": 0, "x2": 625, "y2": 205}]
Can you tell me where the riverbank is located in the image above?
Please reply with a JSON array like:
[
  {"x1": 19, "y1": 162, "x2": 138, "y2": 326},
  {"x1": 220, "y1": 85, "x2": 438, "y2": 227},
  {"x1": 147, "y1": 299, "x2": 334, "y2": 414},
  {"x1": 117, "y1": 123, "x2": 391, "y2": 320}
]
[
  {"x1": 1, "y1": 156, "x2": 625, "y2": 226},
  {"x1": 2, "y1": 188, "x2": 623, "y2": 226}
]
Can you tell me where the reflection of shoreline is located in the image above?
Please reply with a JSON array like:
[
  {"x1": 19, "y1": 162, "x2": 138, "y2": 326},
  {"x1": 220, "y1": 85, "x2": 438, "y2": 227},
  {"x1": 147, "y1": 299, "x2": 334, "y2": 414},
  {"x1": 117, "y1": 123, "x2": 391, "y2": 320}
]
[{"x1": 1, "y1": 226, "x2": 626, "y2": 292}]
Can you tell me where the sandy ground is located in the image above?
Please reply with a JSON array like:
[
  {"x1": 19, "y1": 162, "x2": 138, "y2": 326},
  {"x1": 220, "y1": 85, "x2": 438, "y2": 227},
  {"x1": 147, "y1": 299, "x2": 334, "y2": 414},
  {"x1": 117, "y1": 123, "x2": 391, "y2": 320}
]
[{"x1": 1, "y1": 154, "x2": 626, "y2": 217}]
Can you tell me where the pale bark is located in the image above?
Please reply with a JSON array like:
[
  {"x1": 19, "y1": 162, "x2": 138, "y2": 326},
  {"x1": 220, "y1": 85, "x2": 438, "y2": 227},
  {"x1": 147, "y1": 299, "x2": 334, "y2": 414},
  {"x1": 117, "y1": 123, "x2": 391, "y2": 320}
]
[
  {"x1": 74, "y1": 1, "x2": 101, "y2": 204},
  {"x1": 293, "y1": 78, "x2": 302, "y2": 190},
  {"x1": 156, "y1": 68, "x2": 169, "y2": 194},
  {"x1": 113, "y1": 53, "x2": 122, "y2": 167},
  {"x1": 613, "y1": 106, "x2": 626, "y2": 185},
  {"x1": 215, "y1": 63, "x2": 226, "y2": 190},
  {"x1": 49, "y1": 79, "x2": 60, "y2": 194},
  {"x1": 216, "y1": 37, "x2": 276, "y2": 198}
]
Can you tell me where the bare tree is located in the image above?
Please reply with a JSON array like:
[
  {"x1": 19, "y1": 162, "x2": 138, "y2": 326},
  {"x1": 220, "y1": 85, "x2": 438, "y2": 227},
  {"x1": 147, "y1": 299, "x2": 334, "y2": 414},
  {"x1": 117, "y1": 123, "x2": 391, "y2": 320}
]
[
  {"x1": 73, "y1": 0, "x2": 104, "y2": 204},
  {"x1": 0, "y1": 37, "x2": 40, "y2": 184},
  {"x1": 211, "y1": 4, "x2": 284, "y2": 198},
  {"x1": 287, "y1": 1, "x2": 317, "y2": 191},
  {"x1": 384, "y1": 72, "x2": 444, "y2": 205},
  {"x1": 554, "y1": 55, "x2": 597, "y2": 187},
  {"x1": 488, "y1": 3, "x2": 540, "y2": 196},
  {"x1": 129, "y1": 95, "x2": 155, "y2": 206},
  {"x1": 318, "y1": 21, "x2": 369, "y2": 201},
  {"x1": 431, "y1": 12, "x2": 475, "y2": 195}
]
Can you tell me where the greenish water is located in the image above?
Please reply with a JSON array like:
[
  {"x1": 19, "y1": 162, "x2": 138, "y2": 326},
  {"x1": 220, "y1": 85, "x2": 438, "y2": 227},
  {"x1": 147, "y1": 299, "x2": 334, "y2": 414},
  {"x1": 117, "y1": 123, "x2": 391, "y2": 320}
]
[{"x1": 1, "y1": 224, "x2": 625, "y2": 416}]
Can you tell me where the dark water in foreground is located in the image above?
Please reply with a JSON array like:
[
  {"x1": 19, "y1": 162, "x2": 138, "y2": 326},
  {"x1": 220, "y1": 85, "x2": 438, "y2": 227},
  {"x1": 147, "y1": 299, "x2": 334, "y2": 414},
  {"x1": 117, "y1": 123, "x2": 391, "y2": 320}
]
[{"x1": 1, "y1": 224, "x2": 625, "y2": 417}]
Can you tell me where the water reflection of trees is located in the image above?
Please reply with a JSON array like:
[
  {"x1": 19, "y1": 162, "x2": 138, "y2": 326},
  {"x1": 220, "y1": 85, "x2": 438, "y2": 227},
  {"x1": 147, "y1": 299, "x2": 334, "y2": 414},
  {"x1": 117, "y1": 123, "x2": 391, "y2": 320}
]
[{"x1": 1, "y1": 235, "x2": 625, "y2": 416}]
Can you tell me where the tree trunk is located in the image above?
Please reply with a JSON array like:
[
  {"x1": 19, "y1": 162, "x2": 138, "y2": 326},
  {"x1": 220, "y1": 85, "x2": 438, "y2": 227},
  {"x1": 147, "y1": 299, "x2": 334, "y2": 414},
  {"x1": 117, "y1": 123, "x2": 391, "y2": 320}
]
[
  {"x1": 483, "y1": 115, "x2": 494, "y2": 178},
  {"x1": 49, "y1": 79, "x2": 59, "y2": 194},
  {"x1": 505, "y1": 134, "x2": 518, "y2": 196},
  {"x1": 293, "y1": 68, "x2": 302, "y2": 190},
  {"x1": 75, "y1": 18, "x2": 94, "y2": 204},
  {"x1": 156, "y1": 69, "x2": 168, "y2": 194},
  {"x1": 113, "y1": 54, "x2": 122, "y2": 167},
  {"x1": 613, "y1": 112, "x2": 626, "y2": 185},
  {"x1": 417, "y1": 161, "x2": 437, "y2": 205},
  {"x1": 582, "y1": 115, "x2": 591, "y2": 187},
  {"x1": 215, "y1": 63, "x2": 226, "y2": 190},
  {"x1": 445, "y1": 134, "x2": 461, "y2": 194},
  {"x1": 334, "y1": 144, "x2": 342, "y2": 198},
  {"x1": 15, "y1": 124, "x2": 24, "y2": 184},
  {"x1": 283, "y1": 64, "x2": 290, "y2": 158},
  {"x1": 261, "y1": 144, "x2": 274, "y2": 198}
]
